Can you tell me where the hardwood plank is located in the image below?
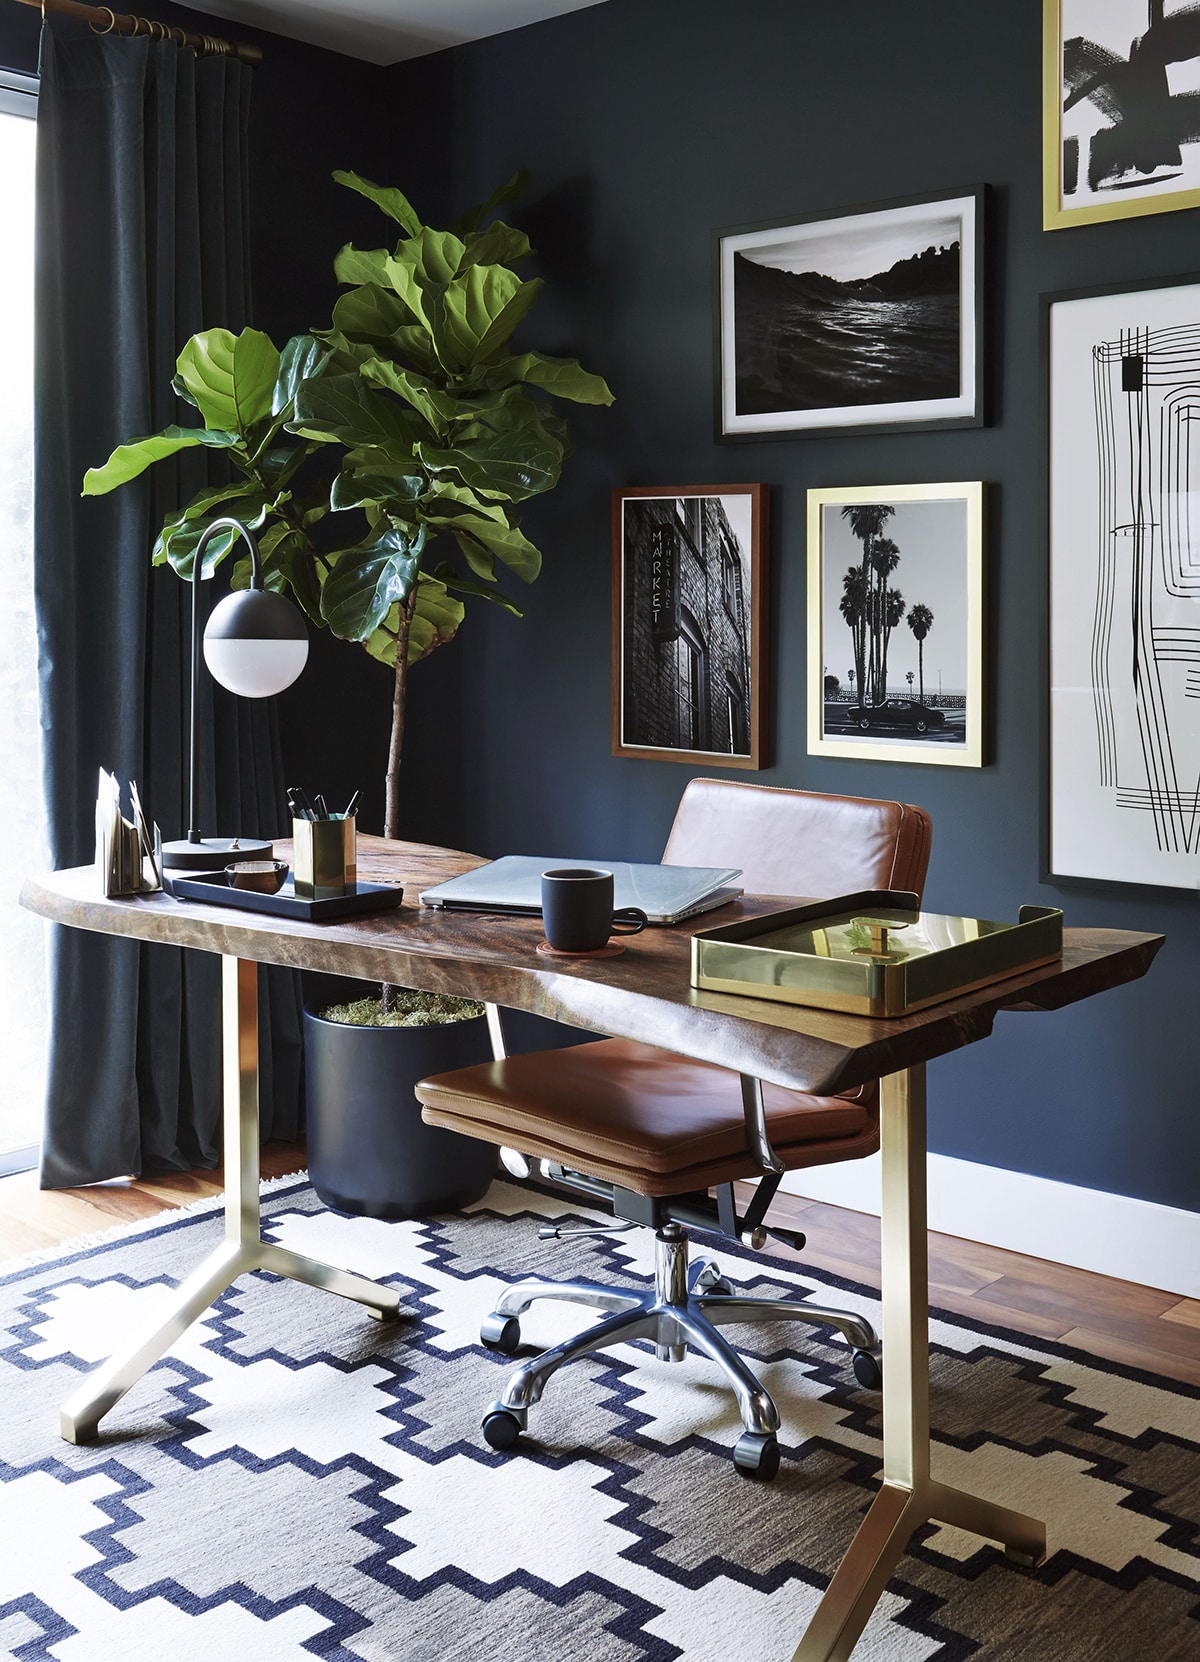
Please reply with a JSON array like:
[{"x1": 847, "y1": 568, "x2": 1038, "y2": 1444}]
[
  {"x1": 1162, "y1": 1299, "x2": 1200, "y2": 1330},
  {"x1": 973, "y1": 1271, "x2": 1177, "y2": 1332},
  {"x1": 1059, "y1": 1326, "x2": 1200, "y2": 1389},
  {"x1": 0, "y1": 1215, "x2": 62, "y2": 1261}
]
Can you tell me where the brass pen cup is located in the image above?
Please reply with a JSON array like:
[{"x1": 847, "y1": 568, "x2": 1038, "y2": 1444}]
[{"x1": 292, "y1": 815, "x2": 356, "y2": 900}]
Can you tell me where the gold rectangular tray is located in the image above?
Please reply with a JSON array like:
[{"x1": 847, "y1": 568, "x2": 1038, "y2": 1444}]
[{"x1": 690, "y1": 890, "x2": 1064, "y2": 1017}]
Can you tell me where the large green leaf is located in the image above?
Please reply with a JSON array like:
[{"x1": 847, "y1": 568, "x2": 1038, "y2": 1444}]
[
  {"x1": 460, "y1": 221, "x2": 533, "y2": 269},
  {"x1": 408, "y1": 574, "x2": 466, "y2": 664},
  {"x1": 272, "y1": 334, "x2": 330, "y2": 417},
  {"x1": 333, "y1": 169, "x2": 422, "y2": 236},
  {"x1": 83, "y1": 425, "x2": 239, "y2": 495},
  {"x1": 423, "y1": 488, "x2": 541, "y2": 582},
  {"x1": 158, "y1": 499, "x2": 271, "y2": 578},
  {"x1": 432, "y1": 559, "x2": 524, "y2": 616},
  {"x1": 176, "y1": 328, "x2": 281, "y2": 432},
  {"x1": 333, "y1": 243, "x2": 390, "y2": 289},
  {"x1": 152, "y1": 479, "x2": 267, "y2": 564},
  {"x1": 497, "y1": 350, "x2": 615, "y2": 405},
  {"x1": 360, "y1": 358, "x2": 456, "y2": 431},
  {"x1": 289, "y1": 372, "x2": 420, "y2": 455},
  {"x1": 332, "y1": 282, "x2": 418, "y2": 344},
  {"x1": 419, "y1": 422, "x2": 561, "y2": 503},
  {"x1": 320, "y1": 524, "x2": 425, "y2": 641},
  {"x1": 454, "y1": 167, "x2": 531, "y2": 236},
  {"x1": 331, "y1": 468, "x2": 424, "y2": 512},
  {"x1": 440, "y1": 266, "x2": 541, "y2": 366}
]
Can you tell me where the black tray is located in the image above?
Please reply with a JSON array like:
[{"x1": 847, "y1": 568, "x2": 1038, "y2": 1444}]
[{"x1": 167, "y1": 869, "x2": 405, "y2": 922}]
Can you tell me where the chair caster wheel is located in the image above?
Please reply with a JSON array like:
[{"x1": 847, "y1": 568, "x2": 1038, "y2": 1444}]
[
  {"x1": 482, "y1": 1403, "x2": 526, "y2": 1451},
  {"x1": 705, "y1": 1278, "x2": 734, "y2": 1298},
  {"x1": 733, "y1": 1431, "x2": 780, "y2": 1481},
  {"x1": 480, "y1": 1313, "x2": 522, "y2": 1354},
  {"x1": 852, "y1": 1347, "x2": 883, "y2": 1390}
]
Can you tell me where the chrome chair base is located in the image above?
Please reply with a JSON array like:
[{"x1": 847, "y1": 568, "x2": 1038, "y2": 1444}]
[{"x1": 479, "y1": 1222, "x2": 880, "y2": 1480}]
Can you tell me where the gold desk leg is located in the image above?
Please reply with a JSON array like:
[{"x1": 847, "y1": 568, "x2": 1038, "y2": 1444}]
[
  {"x1": 791, "y1": 1063, "x2": 1047, "y2": 1662},
  {"x1": 59, "y1": 956, "x2": 401, "y2": 1445}
]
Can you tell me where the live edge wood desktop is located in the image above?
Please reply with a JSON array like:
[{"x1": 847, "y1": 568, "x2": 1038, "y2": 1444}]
[{"x1": 20, "y1": 834, "x2": 1162, "y2": 1662}]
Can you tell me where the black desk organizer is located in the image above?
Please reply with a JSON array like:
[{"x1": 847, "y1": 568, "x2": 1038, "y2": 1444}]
[{"x1": 167, "y1": 869, "x2": 404, "y2": 923}]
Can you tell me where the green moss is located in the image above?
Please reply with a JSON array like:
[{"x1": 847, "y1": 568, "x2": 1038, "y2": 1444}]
[{"x1": 318, "y1": 991, "x2": 485, "y2": 1028}]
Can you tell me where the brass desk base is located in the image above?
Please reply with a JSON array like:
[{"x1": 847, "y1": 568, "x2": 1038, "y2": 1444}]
[
  {"x1": 59, "y1": 957, "x2": 401, "y2": 1445},
  {"x1": 792, "y1": 1064, "x2": 1046, "y2": 1661}
]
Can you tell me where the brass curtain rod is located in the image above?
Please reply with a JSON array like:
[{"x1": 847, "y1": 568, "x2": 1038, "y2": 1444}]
[{"x1": 13, "y1": 0, "x2": 262, "y2": 65}]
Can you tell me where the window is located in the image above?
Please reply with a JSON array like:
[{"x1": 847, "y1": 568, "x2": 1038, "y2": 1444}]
[
  {"x1": 0, "y1": 74, "x2": 45, "y2": 1169},
  {"x1": 673, "y1": 611, "x2": 707, "y2": 750}
]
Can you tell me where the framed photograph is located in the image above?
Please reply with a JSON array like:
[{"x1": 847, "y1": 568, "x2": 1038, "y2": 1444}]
[
  {"x1": 1044, "y1": 1, "x2": 1200, "y2": 229},
  {"x1": 714, "y1": 188, "x2": 983, "y2": 441},
  {"x1": 1046, "y1": 273, "x2": 1200, "y2": 889},
  {"x1": 807, "y1": 482, "x2": 985, "y2": 768},
  {"x1": 612, "y1": 484, "x2": 767, "y2": 768}
]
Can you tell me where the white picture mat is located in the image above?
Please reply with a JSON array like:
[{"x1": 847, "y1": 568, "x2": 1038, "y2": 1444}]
[
  {"x1": 719, "y1": 194, "x2": 977, "y2": 435},
  {"x1": 1048, "y1": 280, "x2": 1200, "y2": 887}
]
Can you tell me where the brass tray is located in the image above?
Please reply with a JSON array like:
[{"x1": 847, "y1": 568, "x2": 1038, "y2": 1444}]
[{"x1": 689, "y1": 890, "x2": 1064, "y2": 1017}]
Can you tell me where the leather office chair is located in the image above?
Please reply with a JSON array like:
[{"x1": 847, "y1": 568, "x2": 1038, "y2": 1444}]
[{"x1": 416, "y1": 781, "x2": 932, "y2": 1480}]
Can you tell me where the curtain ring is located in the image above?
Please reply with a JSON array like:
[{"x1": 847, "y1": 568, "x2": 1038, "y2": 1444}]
[
  {"x1": 147, "y1": 20, "x2": 164, "y2": 41},
  {"x1": 89, "y1": 6, "x2": 118, "y2": 35},
  {"x1": 169, "y1": 25, "x2": 186, "y2": 47}
]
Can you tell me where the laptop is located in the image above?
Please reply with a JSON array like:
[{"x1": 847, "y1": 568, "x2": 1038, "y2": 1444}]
[{"x1": 420, "y1": 856, "x2": 743, "y2": 926}]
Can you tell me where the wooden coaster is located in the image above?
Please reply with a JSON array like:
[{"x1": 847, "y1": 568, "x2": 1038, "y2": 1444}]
[{"x1": 536, "y1": 939, "x2": 626, "y2": 959}]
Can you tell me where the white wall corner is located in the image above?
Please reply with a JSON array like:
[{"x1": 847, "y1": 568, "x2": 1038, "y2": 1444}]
[{"x1": 780, "y1": 1155, "x2": 1200, "y2": 1301}]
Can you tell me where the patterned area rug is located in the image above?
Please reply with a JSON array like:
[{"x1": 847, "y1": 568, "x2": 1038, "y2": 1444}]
[{"x1": 1, "y1": 1176, "x2": 1198, "y2": 1661}]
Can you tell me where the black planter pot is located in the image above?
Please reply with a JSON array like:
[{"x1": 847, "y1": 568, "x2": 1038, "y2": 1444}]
[{"x1": 303, "y1": 1004, "x2": 498, "y2": 1219}]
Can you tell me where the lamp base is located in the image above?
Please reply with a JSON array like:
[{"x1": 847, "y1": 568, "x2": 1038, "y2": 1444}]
[{"x1": 161, "y1": 835, "x2": 274, "y2": 872}]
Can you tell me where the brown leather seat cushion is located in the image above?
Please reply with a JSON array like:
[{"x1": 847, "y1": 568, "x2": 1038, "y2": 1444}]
[{"x1": 417, "y1": 1038, "x2": 877, "y2": 1197}]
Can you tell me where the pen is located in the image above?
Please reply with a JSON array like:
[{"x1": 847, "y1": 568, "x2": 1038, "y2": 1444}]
[
  {"x1": 315, "y1": 793, "x2": 329, "y2": 819},
  {"x1": 342, "y1": 789, "x2": 361, "y2": 820}
]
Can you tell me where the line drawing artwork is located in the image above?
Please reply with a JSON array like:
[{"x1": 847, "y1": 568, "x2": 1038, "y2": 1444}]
[{"x1": 1090, "y1": 317, "x2": 1200, "y2": 855}]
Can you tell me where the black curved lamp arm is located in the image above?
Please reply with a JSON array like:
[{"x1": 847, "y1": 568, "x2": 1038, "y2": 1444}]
[{"x1": 187, "y1": 518, "x2": 263, "y2": 844}]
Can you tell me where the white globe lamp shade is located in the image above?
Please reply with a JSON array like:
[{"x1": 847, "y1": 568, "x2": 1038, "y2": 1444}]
[{"x1": 203, "y1": 588, "x2": 309, "y2": 697}]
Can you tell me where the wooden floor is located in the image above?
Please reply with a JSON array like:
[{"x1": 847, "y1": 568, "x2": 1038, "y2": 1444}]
[{"x1": 2, "y1": 1148, "x2": 1198, "y2": 1388}]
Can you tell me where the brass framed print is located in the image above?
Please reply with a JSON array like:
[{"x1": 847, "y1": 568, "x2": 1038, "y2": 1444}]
[
  {"x1": 1044, "y1": 1, "x2": 1200, "y2": 229},
  {"x1": 1046, "y1": 273, "x2": 1200, "y2": 889},
  {"x1": 807, "y1": 482, "x2": 985, "y2": 768},
  {"x1": 612, "y1": 484, "x2": 768, "y2": 768},
  {"x1": 714, "y1": 187, "x2": 983, "y2": 440}
]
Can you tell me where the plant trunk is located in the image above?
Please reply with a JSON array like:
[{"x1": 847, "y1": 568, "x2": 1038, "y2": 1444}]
[
  {"x1": 918, "y1": 640, "x2": 924, "y2": 706},
  {"x1": 382, "y1": 591, "x2": 417, "y2": 1017}
]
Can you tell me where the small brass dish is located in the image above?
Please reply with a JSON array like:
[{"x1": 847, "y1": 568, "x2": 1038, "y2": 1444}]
[{"x1": 226, "y1": 859, "x2": 288, "y2": 895}]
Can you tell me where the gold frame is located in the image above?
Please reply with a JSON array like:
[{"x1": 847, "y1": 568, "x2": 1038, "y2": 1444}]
[
  {"x1": 806, "y1": 482, "x2": 985, "y2": 769},
  {"x1": 1043, "y1": 0, "x2": 1200, "y2": 229}
]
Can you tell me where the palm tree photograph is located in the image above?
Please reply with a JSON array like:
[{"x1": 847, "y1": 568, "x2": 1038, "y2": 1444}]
[{"x1": 806, "y1": 483, "x2": 984, "y2": 768}]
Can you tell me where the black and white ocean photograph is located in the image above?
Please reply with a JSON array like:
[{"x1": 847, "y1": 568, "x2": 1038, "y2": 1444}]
[
  {"x1": 613, "y1": 485, "x2": 766, "y2": 767},
  {"x1": 807, "y1": 483, "x2": 984, "y2": 768},
  {"x1": 1049, "y1": 0, "x2": 1200, "y2": 227},
  {"x1": 717, "y1": 190, "x2": 981, "y2": 438}
]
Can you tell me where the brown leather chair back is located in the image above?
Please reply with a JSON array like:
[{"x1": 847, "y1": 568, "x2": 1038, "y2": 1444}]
[{"x1": 662, "y1": 779, "x2": 932, "y2": 901}]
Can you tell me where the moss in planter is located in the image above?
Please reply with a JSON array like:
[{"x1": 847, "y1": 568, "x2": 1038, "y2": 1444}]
[{"x1": 318, "y1": 991, "x2": 485, "y2": 1028}]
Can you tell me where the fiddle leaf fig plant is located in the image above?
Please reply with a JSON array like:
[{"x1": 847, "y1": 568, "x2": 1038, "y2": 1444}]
[{"x1": 84, "y1": 167, "x2": 614, "y2": 839}]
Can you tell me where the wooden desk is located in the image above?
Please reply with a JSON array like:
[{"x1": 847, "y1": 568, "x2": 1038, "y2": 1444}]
[{"x1": 21, "y1": 836, "x2": 1163, "y2": 1662}]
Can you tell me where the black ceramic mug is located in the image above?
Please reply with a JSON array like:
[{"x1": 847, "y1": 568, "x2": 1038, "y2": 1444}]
[{"x1": 541, "y1": 868, "x2": 648, "y2": 953}]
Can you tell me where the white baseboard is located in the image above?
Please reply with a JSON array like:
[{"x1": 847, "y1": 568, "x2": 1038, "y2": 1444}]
[{"x1": 780, "y1": 1155, "x2": 1200, "y2": 1301}]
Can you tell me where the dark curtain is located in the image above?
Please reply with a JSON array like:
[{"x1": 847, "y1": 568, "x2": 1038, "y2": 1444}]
[{"x1": 34, "y1": 16, "x2": 304, "y2": 1187}]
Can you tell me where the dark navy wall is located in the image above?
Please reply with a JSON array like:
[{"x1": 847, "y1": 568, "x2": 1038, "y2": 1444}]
[{"x1": 382, "y1": 0, "x2": 1200, "y2": 1214}]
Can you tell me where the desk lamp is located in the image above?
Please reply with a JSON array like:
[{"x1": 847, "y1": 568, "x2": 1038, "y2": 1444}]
[{"x1": 160, "y1": 516, "x2": 308, "y2": 871}]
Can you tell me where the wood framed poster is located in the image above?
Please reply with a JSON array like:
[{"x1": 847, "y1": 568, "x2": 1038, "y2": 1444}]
[
  {"x1": 807, "y1": 482, "x2": 985, "y2": 768},
  {"x1": 1044, "y1": 1, "x2": 1200, "y2": 228},
  {"x1": 714, "y1": 188, "x2": 984, "y2": 440},
  {"x1": 612, "y1": 484, "x2": 768, "y2": 768},
  {"x1": 1046, "y1": 273, "x2": 1200, "y2": 888}
]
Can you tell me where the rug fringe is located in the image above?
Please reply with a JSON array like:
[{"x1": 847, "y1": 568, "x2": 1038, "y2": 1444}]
[{"x1": 0, "y1": 1169, "x2": 310, "y2": 1274}]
